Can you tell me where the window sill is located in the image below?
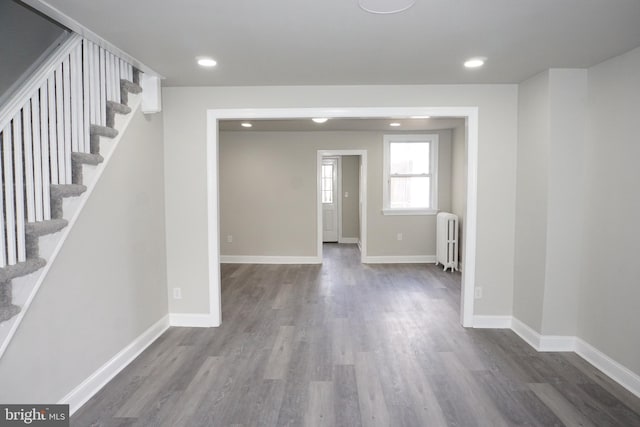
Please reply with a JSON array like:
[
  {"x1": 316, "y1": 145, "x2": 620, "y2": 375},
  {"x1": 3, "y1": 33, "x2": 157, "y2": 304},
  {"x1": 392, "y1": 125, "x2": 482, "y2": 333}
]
[{"x1": 382, "y1": 208, "x2": 438, "y2": 216}]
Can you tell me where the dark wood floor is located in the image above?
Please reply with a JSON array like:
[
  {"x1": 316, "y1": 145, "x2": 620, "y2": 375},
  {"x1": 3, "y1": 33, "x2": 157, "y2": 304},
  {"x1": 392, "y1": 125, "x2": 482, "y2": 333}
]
[{"x1": 73, "y1": 244, "x2": 640, "y2": 426}]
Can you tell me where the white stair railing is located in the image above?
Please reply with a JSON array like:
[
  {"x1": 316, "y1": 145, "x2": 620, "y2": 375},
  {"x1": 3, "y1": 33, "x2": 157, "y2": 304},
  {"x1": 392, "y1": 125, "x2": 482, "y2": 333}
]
[{"x1": 0, "y1": 33, "x2": 136, "y2": 268}]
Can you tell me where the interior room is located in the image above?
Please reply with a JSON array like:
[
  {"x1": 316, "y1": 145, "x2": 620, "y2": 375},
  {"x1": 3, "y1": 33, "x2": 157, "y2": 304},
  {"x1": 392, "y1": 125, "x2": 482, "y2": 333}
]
[{"x1": 0, "y1": 0, "x2": 639, "y2": 425}]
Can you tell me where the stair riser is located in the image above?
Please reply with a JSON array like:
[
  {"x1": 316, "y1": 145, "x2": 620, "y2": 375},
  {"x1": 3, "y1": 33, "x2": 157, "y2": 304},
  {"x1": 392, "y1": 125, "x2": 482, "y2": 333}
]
[
  {"x1": 72, "y1": 162, "x2": 84, "y2": 185},
  {"x1": 0, "y1": 281, "x2": 11, "y2": 306},
  {"x1": 26, "y1": 236, "x2": 39, "y2": 259}
]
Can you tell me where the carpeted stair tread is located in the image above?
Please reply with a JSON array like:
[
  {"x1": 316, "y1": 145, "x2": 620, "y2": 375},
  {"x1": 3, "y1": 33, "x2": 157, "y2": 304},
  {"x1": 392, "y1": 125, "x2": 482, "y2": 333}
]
[
  {"x1": 120, "y1": 79, "x2": 142, "y2": 106},
  {"x1": 107, "y1": 101, "x2": 132, "y2": 115},
  {"x1": 0, "y1": 258, "x2": 47, "y2": 282},
  {"x1": 25, "y1": 219, "x2": 68, "y2": 237},
  {"x1": 91, "y1": 124, "x2": 118, "y2": 139},
  {"x1": 121, "y1": 79, "x2": 142, "y2": 94},
  {"x1": 0, "y1": 304, "x2": 20, "y2": 323},
  {"x1": 106, "y1": 101, "x2": 132, "y2": 128},
  {"x1": 50, "y1": 184, "x2": 87, "y2": 199},
  {"x1": 72, "y1": 152, "x2": 104, "y2": 166}
]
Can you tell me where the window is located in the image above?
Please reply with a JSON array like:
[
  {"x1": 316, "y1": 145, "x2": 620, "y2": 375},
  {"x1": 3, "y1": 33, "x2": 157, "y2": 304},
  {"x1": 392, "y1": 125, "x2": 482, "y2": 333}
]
[
  {"x1": 322, "y1": 163, "x2": 334, "y2": 204},
  {"x1": 383, "y1": 134, "x2": 438, "y2": 215}
]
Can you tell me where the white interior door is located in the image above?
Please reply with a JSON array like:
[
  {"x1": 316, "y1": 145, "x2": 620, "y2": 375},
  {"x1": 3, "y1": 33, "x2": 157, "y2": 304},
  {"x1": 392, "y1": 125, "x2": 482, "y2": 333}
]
[{"x1": 322, "y1": 157, "x2": 339, "y2": 242}]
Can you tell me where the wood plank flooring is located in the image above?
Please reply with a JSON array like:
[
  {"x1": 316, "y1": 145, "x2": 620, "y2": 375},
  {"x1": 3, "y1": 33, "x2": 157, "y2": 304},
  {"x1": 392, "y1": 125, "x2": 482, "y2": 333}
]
[{"x1": 72, "y1": 244, "x2": 640, "y2": 426}]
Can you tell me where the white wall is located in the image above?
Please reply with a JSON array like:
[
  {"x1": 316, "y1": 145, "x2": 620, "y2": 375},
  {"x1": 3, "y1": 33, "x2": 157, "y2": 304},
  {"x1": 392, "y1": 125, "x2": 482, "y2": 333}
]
[
  {"x1": 162, "y1": 84, "x2": 518, "y2": 316},
  {"x1": 513, "y1": 48, "x2": 640, "y2": 379},
  {"x1": 513, "y1": 71, "x2": 551, "y2": 332},
  {"x1": 580, "y1": 46, "x2": 640, "y2": 374},
  {"x1": 218, "y1": 130, "x2": 452, "y2": 258},
  {"x1": 513, "y1": 69, "x2": 587, "y2": 335},
  {"x1": 0, "y1": 107, "x2": 168, "y2": 403},
  {"x1": 542, "y1": 69, "x2": 587, "y2": 336}
]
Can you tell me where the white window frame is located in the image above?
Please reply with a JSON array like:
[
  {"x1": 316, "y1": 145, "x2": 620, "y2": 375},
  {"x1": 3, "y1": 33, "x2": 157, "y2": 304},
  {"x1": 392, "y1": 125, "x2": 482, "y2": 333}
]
[{"x1": 382, "y1": 134, "x2": 439, "y2": 215}]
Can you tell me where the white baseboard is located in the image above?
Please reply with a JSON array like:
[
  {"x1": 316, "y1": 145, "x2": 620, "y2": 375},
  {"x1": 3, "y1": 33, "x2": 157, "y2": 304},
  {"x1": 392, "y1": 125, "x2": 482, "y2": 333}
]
[
  {"x1": 575, "y1": 338, "x2": 640, "y2": 398},
  {"x1": 510, "y1": 316, "x2": 639, "y2": 398},
  {"x1": 220, "y1": 255, "x2": 322, "y2": 264},
  {"x1": 362, "y1": 255, "x2": 436, "y2": 264},
  {"x1": 511, "y1": 317, "x2": 575, "y2": 351},
  {"x1": 169, "y1": 313, "x2": 220, "y2": 327},
  {"x1": 338, "y1": 237, "x2": 359, "y2": 244},
  {"x1": 538, "y1": 335, "x2": 576, "y2": 352},
  {"x1": 473, "y1": 315, "x2": 512, "y2": 329},
  {"x1": 511, "y1": 317, "x2": 544, "y2": 350},
  {"x1": 60, "y1": 314, "x2": 169, "y2": 415}
]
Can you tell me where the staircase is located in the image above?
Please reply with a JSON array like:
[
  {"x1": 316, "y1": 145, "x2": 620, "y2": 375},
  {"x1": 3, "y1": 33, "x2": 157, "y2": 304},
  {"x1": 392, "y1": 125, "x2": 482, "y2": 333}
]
[{"x1": 0, "y1": 33, "x2": 143, "y2": 355}]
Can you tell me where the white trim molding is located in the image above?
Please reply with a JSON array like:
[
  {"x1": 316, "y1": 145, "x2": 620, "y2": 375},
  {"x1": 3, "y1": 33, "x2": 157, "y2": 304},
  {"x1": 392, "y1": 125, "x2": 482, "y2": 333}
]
[
  {"x1": 363, "y1": 255, "x2": 436, "y2": 264},
  {"x1": 575, "y1": 338, "x2": 640, "y2": 398},
  {"x1": 511, "y1": 317, "x2": 575, "y2": 352},
  {"x1": 510, "y1": 316, "x2": 640, "y2": 398},
  {"x1": 338, "y1": 237, "x2": 360, "y2": 244},
  {"x1": 60, "y1": 315, "x2": 169, "y2": 415},
  {"x1": 169, "y1": 313, "x2": 220, "y2": 328},
  {"x1": 382, "y1": 133, "x2": 439, "y2": 214},
  {"x1": 473, "y1": 315, "x2": 512, "y2": 329},
  {"x1": 220, "y1": 255, "x2": 322, "y2": 264},
  {"x1": 511, "y1": 317, "x2": 545, "y2": 350},
  {"x1": 208, "y1": 107, "x2": 479, "y2": 329}
]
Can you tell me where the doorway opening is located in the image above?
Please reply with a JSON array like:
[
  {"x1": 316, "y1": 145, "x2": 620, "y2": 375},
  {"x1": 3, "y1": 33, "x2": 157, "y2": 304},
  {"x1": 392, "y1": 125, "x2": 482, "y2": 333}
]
[
  {"x1": 207, "y1": 107, "x2": 479, "y2": 327},
  {"x1": 318, "y1": 151, "x2": 366, "y2": 262}
]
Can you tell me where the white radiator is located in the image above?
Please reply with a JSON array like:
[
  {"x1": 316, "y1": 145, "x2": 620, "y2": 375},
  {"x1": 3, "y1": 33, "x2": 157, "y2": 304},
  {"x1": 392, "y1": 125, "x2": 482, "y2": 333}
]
[{"x1": 436, "y1": 212, "x2": 459, "y2": 272}]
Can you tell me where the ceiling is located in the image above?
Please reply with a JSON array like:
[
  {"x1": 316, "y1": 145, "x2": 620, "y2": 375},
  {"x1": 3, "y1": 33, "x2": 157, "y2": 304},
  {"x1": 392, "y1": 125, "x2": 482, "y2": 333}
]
[
  {"x1": 35, "y1": 0, "x2": 640, "y2": 86},
  {"x1": 219, "y1": 118, "x2": 464, "y2": 132}
]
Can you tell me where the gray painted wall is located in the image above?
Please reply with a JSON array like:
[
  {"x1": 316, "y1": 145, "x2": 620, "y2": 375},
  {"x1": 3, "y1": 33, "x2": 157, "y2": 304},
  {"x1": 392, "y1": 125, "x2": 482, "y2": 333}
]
[
  {"x1": 513, "y1": 71, "x2": 550, "y2": 332},
  {"x1": 450, "y1": 124, "x2": 467, "y2": 267},
  {"x1": 513, "y1": 51, "x2": 640, "y2": 377},
  {"x1": 162, "y1": 85, "x2": 518, "y2": 316},
  {"x1": 579, "y1": 46, "x2": 640, "y2": 375},
  {"x1": 0, "y1": 1, "x2": 66, "y2": 100},
  {"x1": 513, "y1": 69, "x2": 587, "y2": 336},
  {"x1": 542, "y1": 69, "x2": 587, "y2": 336},
  {"x1": 218, "y1": 130, "x2": 452, "y2": 257},
  {"x1": 0, "y1": 106, "x2": 168, "y2": 403},
  {"x1": 341, "y1": 155, "x2": 360, "y2": 239}
]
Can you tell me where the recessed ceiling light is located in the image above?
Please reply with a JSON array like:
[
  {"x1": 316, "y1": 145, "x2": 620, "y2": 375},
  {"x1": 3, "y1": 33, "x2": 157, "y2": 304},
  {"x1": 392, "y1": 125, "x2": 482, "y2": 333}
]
[
  {"x1": 410, "y1": 115, "x2": 431, "y2": 119},
  {"x1": 197, "y1": 57, "x2": 217, "y2": 68},
  {"x1": 312, "y1": 118, "x2": 329, "y2": 124},
  {"x1": 241, "y1": 122, "x2": 252, "y2": 128},
  {"x1": 464, "y1": 57, "x2": 486, "y2": 68},
  {"x1": 359, "y1": 0, "x2": 416, "y2": 14},
  {"x1": 389, "y1": 122, "x2": 401, "y2": 127}
]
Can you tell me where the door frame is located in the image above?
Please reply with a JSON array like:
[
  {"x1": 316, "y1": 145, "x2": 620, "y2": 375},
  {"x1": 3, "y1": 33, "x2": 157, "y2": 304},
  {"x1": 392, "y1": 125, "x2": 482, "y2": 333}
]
[
  {"x1": 207, "y1": 106, "x2": 479, "y2": 327},
  {"x1": 318, "y1": 151, "x2": 367, "y2": 261}
]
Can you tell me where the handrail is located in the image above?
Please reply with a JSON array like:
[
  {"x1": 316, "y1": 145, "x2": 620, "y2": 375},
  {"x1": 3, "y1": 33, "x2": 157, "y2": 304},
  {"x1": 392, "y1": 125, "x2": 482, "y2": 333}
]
[{"x1": 0, "y1": 33, "x2": 81, "y2": 133}]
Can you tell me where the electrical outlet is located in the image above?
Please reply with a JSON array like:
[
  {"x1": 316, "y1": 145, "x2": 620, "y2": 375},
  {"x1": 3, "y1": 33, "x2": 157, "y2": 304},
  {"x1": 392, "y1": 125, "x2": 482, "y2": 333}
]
[
  {"x1": 344, "y1": 191, "x2": 349, "y2": 198},
  {"x1": 397, "y1": 233, "x2": 403, "y2": 241},
  {"x1": 173, "y1": 288, "x2": 182, "y2": 299},
  {"x1": 474, "y1": 286, "x2": 483, "y2": 299},
  {"x1": 227, "y1": 235, "x2": 233, "y2": 243}
]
